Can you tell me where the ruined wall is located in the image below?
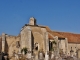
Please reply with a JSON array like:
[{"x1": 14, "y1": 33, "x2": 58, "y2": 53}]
[
  {"x1": 30, "y1": 26, "x2": 45, "y2": 51},
  {"x1": 58, "y1": 38, "x2": 68, "y2": 54},
  {"x1": 61, "y1": 40, "x2": 66, "y2": 54},
  {"x1": 0, "y1": 36, "x2": 2, "y2": 52},
  {"x1": 20, "y1": 26, "x2": 29, "y2": 49},
  {"x1": 21, "y1": 25, "x2": 48, "y2": 52},
  {"x1": 68, "y1": 43, "x2": 80, "y2": 56},
  {"x1": 5, "y1": 35, "x2": 20, "y2": 57},
  {"x1": 41, "y1": 28, "x2": 47, "y2": 52}
]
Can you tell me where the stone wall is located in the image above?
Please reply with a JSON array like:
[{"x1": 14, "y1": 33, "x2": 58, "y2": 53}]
[
  {"x1": 2, "y1": 33, "x2": 5, "y2": 53},
  {"x1": 61, "y1": 40, "x2": 66, "y2": 54},
  {"x1": 31, "y1": 26, "x2": 44, "y2": 51},
  {"x1": 20, "y1": 25, "x2": 48, "y2": 52},
  {"x1": 0, "y1": 36, "x2": 2, "y2": 52},
  {"x1": 20, "y1": 26, "x2": 29, "y2": 49},
  {"x1": 31, "y1": 26, "x2": 47, "y2": 52},
  {"x1": 5, "y1": 35, "x2": 20, "y2": 57},
  {"x1": 58, "y1": 38, "x2": 68, "y2": 54},
  {"x1": 68, "y1": 43, "x2": 80, "y2": 57}
]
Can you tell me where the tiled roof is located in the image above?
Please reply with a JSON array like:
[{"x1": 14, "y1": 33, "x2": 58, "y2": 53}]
[
  {"x1": 55, "y1": 31, "x2": 80, "y2": 43},
  {"x1": 51, "y1": 31, "x2": 65, "y2": 38},
  {"x1": 45, "y1": 26, "x2": 80, "y2": 43},
  {"x1": 48, "y1": 33, "x2": 54, "y2": 39},
  {"x1": 45, "y1": 26, "x2": 65, "y2": 39}
]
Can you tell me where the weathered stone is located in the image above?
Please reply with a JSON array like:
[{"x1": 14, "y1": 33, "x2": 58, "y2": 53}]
[
  {"x1": 1, "y1": 17, "x2": 80, "y2": 60},
  {"x1": 2, "y1": 33, "x2": 5, "y2": 53}
]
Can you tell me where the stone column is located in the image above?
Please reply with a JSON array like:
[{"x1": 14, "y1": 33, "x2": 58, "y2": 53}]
[
  {"x1": 45, "y1": 32, "x2": 49, "y2": 52},
  {"x1": 2, "y1": 33, "x2": 5, "y2": 53}
]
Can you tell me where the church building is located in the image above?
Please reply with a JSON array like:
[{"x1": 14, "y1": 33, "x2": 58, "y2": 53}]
[{"x1": 0, "y1": 17, "x2": 80, "y2": 58}]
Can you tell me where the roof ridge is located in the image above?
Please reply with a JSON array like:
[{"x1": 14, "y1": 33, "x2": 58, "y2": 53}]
[{"x1": 52, "y1": 30, "x2": 80, "y2": 35}]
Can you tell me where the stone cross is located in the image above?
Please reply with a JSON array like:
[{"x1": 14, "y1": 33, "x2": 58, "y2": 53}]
[{"x1": 38, "y1": 52, "x2": 44, "y2": 60}]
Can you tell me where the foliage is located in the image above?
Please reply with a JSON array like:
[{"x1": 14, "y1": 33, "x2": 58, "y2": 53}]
[
  {"x1": 50, "y1": 41, "x2": 57, "y2": 51},
  {"x1": 21, "y1": 47, "x2": 28, "y2": 54},
  {"x1": 51, "y1": 47, "x2": 54, "y2": 51},
  {"x1": 59, "y1": 49, "x2": 64, "y2": 55},
  {"x1": 52, "y1": 41, "x2": 57, "y2": 45}
]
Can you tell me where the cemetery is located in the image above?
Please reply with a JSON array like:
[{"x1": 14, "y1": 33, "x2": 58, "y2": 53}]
[{"x1": 0, "y1": 17, "x2": 80, "y2": 60}]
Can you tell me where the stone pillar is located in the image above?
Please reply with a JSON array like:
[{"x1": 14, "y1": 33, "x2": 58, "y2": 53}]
[
  {"x1": 27, "y1": 27, "x2": 32, "y2": 51},
  {"x1": 2, "y1": 33, "x2": 5, "y2": 53},
  {"x1": 65, "y1": 38, "x2": 68, "y2": 55},
  {"x1": 45, "y1": 32, "x2": 49, "y2": 52}
]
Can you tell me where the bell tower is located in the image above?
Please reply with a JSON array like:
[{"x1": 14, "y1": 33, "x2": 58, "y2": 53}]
[{"x1": 29, "y1": 17, "x2": 36, "y2": 25}]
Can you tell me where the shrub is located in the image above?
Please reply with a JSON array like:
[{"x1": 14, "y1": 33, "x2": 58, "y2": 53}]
[
  {"x1": 21, "y1": 47, "x2": 28, "y2": 54},
  {"x1": 52, "y1": 41, "x2": 57, "y2": 45}
]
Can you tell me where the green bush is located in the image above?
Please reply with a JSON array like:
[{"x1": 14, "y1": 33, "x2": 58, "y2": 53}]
[
  {"x1": 21, "y1": 47, "x2": 28, "y2": 54},
  {"x1": 52, "y1": 41, "x2": 57, "y2": 44},
  {"x1": 51, "y1": 47, "x2": 54, "y2": 51}
]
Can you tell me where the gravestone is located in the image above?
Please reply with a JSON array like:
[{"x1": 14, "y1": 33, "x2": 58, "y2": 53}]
[
  {"x1": 51, "y1": 51, "x2": 54, "y2": 59},
  {"x1": 15, "y1": 54, "x2": 19, "y2": 60},
  {"x1": 27, "y1": 51, "x2": 32, "y2": 59},
  {"x1": 73, "y1": 56, "x2": 78, "y2": 60},
  {"x1": 34, "y1": 51, "x2": 38, "y2": 60},
  {"x1": 38, "y1": 51, "x2": 44, "y2": 60},
  {"x1": 4, "y1": 55, "x2": 7, "y2": 60},
  {"x1": 54, "y1": 56, "x2": 59, "y2": 60},
  {"x1": 22, "y1": 51, "x2": 25, "y2": 55},
  {"x1": 66, "y1": 56, "x2": 74, "y2": 60},
  {"x1": 45, "y1": 52, "x2": 49, "y2": 60},
  {"x1": 31, "y1": 54, "x2": 35, "y2": 60},
  {"x1": 18, "y1": 48, "x2": 21, "y2": 54},
  {"x1": 58, "y1": 57, "x2": 62, "y2": 60}
]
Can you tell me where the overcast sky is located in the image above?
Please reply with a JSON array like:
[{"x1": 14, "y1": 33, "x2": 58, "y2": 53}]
[{"x1": 0, "y1": 0, "x2": 80, "y2": 35}]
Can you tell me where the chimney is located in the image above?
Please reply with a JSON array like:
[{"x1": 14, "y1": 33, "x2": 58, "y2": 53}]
[{"x1": 29, "y1": 17, "x2": 36, "y2": 25}]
